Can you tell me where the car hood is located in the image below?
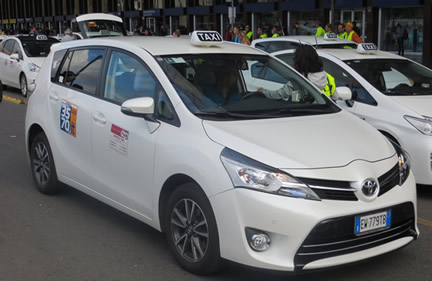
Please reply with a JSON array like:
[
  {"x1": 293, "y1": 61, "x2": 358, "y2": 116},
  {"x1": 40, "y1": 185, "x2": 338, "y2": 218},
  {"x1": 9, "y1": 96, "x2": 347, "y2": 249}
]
[
  {"x1": 203, "y1": 111, "x2": 395, "y2": 169},
  {"x1": 389, "y1": 95, "x2": 432, "y2": 118},
  {"x1": 27, "y1": 57, "x2": 46, "y2": 68}
]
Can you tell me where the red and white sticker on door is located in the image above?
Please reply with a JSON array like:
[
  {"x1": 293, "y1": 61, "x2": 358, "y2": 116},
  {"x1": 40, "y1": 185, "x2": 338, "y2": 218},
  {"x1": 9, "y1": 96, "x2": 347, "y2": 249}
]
[{"x1": 110, "y1": 124, "x2": 129, "y2": 156}]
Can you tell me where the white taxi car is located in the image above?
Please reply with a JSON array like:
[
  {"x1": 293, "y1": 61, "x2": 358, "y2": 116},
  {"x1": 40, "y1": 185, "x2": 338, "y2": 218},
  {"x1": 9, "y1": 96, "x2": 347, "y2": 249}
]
[
  {"x1": 0, "y1": 35, "x2": 59, "y2": 96},
  {"x1": 251, "y1": 33, "x2": 357, "y2": 53},
  {"x1": 274, "y1": 44, "x2": 432, "y2": 185},
  {"x1": 25, "y1": 32, "x2": 417, "y2": 274}
]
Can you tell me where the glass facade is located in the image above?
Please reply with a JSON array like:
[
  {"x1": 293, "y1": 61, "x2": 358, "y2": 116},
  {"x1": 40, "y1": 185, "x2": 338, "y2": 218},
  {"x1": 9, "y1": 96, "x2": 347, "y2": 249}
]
[{"x1": 380, "y1": 7, "x2": 423, "y2": 53}]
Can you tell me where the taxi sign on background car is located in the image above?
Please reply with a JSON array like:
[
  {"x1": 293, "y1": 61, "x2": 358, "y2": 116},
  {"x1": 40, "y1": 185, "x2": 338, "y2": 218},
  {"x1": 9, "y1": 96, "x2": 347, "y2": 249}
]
[
  {"x1": 191, "y1": 31, "x2": 223, "y2": 46},
  {"x1": 357, "y1": 43, "x2": 378, "y2": 54},
  {"x1": 324, "y1": 33, "x2": 337, "y2": 40},
  {"x1": 36, "y1": 35, "x2": 48, "y2": 40}
]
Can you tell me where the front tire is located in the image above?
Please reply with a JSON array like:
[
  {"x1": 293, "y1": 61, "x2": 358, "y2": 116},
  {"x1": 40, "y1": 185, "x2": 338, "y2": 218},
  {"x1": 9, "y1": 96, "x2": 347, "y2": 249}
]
[
  {"x1": 30, "y1": 132, "x2": 61, "y2": 194},
  {"x1": 165, "y1": 183, "x2": 223, "y2": 275},
  {"x1": 20, "y1": 74, "x2": 27, "y2": 97}
]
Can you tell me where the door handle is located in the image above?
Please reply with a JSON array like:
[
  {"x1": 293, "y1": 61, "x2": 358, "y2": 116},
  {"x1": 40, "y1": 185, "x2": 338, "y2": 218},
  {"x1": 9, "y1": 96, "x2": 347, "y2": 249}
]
[
  {"x1": 92, "y1": 112, "x2": 106, "y2": 125},
  {"x1": 49, "y1": 92, "x2": 59, "y2": 102}
]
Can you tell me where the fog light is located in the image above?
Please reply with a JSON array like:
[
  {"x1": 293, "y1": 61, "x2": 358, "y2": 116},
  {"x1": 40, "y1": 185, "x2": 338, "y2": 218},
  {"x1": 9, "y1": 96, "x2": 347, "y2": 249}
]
[{"x1": 246, "y1": 228, "x2": 271, "y2": 252}]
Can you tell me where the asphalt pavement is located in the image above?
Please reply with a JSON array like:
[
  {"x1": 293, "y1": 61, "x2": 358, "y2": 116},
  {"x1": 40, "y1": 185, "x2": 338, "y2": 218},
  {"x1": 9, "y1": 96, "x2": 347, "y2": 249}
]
[{"x1": 0, "y1": 89, "x2": 431, "y2": 281}]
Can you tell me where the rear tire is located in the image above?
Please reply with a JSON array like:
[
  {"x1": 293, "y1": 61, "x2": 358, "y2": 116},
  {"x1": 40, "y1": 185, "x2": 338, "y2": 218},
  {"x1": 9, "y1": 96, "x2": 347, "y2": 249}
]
[
  {"x1": 30, "y1": 132, "x2": 62, "y2": 194},
  {"x1": 165, "y1": 183, "x2": 224, "y2": 275},
  {"x1": 20, "y1": 74, "x2": 27, "y2": 97}
]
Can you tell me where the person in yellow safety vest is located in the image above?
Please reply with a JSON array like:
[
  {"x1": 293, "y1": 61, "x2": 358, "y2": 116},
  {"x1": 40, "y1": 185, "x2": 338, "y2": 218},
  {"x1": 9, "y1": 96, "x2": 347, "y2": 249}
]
[
  {"x1": 345, "y1": 22, "x2": 363, "y2": 43},
  {"x1": 323, "y1": 73, "x2": 336, "y2": 98},
  {"x1": 315, "y1": 21, "x2": 326, "y2": 36},
  {"x1": 324, "y1": 23, "x2": 333, "y2": 34},
  {"x1": 244, "y1": 24, "x2": 253, "y2": 40},
  {"x1": 271, "y1": 25, "x2": 281, "y2": 37},
  {"x1": 337, "y1": 23, "x2": 347, "y2": 39},
  {"x1": 256, "y1": 26, "x2": 268, "y2": 39}
]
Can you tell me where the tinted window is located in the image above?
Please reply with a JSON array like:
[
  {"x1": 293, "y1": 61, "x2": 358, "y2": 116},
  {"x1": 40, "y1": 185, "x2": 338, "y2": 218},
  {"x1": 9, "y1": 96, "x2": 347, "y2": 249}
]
[
  {"x1": 2, "y1": 40, "x2": 15, "y2": 55},
  {"x1": 321, "y1": 58, "x2": 376, "y2": 105},
  {"x1": 104, "y1": 50, "x2": 156, "y2": 103},
  {"x1": 276, "y1": 53, "x2": 295, "y2": 67},
  {"x1": 346, "y1": 59, "x2": 432, "y2": 96},
  {"x1": 51, "y1": 49, "x2": 68, "y2": 82},
  {"x1": 58, "y1": 49, "x2": 104, "y2": 95}
]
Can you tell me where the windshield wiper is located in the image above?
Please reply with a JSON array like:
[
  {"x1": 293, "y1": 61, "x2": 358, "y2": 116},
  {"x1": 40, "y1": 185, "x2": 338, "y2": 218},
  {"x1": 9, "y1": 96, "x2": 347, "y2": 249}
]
[{"x1": 194, "y1": 111, "x2": 266, "y2": 120}]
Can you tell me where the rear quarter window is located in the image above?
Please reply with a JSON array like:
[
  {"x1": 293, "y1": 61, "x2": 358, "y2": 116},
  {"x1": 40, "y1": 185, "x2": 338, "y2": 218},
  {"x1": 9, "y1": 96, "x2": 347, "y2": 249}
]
[{"x1": 51, "y1": 49, "x2": 67, "y2": 82}]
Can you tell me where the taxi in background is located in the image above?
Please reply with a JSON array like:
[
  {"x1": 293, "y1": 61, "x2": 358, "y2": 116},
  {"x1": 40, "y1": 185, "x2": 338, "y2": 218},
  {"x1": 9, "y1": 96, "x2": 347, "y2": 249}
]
[
  {"x1": 0, "y1": 34, "x2": 59, "y2": 96},
  {"x1": 251, "y1": 33, "x2": 357, "y2": 53},
  {"x1": 274, "y1": 43, "x2": 432, "y2": 185},
  {"x1": 25, "y1": 31, "x2": 417, "y2": 274}
]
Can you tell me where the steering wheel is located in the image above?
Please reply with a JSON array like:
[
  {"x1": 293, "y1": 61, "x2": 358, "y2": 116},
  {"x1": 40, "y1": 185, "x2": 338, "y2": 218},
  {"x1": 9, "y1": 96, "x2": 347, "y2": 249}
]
[{"x1": 241, "y1": 91, "x2": 265, "y2": 100}]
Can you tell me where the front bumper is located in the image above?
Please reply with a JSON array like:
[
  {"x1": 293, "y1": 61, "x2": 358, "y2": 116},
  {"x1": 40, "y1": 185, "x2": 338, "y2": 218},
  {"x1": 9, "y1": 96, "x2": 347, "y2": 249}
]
[{"x1": 210, "y1": 173, "x2": 418, "y2": 271}]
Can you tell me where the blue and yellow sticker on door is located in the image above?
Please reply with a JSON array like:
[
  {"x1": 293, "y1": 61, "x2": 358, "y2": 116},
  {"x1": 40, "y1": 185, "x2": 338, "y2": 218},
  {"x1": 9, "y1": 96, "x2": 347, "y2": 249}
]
[{"x1": 60, "y1": 101, "x2": 78, "y2": 137}]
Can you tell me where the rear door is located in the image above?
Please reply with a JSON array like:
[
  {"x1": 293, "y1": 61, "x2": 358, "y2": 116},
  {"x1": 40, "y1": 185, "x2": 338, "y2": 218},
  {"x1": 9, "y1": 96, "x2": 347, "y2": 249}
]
[
  {"x1": 0, "y1": 39, "x2": 16, "y2": 85},
  {"x1": 47, "y1": 47, "x2": 105, "y2": 187}
]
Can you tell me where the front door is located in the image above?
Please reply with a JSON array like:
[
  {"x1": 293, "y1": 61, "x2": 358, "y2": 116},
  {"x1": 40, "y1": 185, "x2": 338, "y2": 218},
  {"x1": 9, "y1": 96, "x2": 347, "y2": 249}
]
[{"x1": 91, "y1": 49, "x2": 161, "y2": 219}]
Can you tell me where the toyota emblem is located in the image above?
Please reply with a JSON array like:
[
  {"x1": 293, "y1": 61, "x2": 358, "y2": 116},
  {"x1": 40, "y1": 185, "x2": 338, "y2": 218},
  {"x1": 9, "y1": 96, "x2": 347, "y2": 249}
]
[{"x1": 361, "y1": 179, "x2": 379, "y2": 196}]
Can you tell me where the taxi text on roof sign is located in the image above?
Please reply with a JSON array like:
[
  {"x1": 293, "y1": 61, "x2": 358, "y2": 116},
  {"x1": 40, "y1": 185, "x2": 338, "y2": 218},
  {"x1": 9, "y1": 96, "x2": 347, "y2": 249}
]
[
  {"x1": 36, "y1": 35, "x2": 48, "y2": 40},
  {"x1": 191, "y1": 31, "x2": 223, "y2": 46},
  {"x1": 324, "y1": 33, "x2": 337, "y2": 40},
  {"x1": 357, "y1": 43, "x2": 378, "y2": 54}
]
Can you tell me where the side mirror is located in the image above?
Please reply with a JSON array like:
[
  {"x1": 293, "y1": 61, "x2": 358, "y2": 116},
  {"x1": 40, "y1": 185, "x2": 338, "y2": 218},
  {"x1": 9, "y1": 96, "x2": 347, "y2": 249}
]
[
  {"x1": 121, "y1": 97, "x2": 156, "y2": 121},
  {"x1": 334, "y1": 86, "x2": 352, "y2": 101},
  {"x1": 10, "y1": 53, "x2": 20, "y2": 61}
]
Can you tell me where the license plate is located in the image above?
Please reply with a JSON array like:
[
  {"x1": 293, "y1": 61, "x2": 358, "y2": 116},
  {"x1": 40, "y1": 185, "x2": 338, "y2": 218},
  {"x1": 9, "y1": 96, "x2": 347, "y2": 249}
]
[{"x1": 354, "y1": 210, "x2": 391, "y2": 235}]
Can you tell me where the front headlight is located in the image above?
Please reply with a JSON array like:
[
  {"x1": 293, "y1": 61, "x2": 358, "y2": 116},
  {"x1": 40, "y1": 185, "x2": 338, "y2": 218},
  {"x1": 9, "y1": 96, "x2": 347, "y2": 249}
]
[
  {"x1": 220, "y1": 148, "x2": 321, "y2": 201},
  {"x1": 388, "y1": 139, "x2": 410, "y2": 186},
  {"x1": 404, "y1": 115, "x2": 432, "y2": 135},
  {"x1": 28, "y1": 63, "x2": 40, "y2": 72}
]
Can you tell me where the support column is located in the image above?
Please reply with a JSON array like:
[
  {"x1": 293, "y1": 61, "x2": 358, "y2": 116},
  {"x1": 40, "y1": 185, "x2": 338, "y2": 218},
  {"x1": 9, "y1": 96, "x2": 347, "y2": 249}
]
[{"x1": 424, "y1": 0, "x2": 432, "y2": 67}]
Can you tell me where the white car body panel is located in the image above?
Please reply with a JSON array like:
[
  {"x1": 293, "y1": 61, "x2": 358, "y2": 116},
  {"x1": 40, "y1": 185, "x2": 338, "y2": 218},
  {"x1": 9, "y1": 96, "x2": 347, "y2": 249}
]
[{"x1": 25, "y1": 36, "x2": 418, "y2": 272}]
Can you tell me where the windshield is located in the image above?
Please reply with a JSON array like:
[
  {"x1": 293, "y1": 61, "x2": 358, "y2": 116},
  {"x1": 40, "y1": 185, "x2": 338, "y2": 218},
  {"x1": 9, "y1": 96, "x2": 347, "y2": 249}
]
[
  {"x1": 78, "y1": 20, "x2": 126, "y2": 38},
  {"x1": 21, "y1": 40, "x2": 58, "y2": 57},
  {"x1": 157, "y1": 54, "x2": 340, "y2": 120},
  {"x1": 346, "y1": 59, "x2": 432, "y2": 96}
]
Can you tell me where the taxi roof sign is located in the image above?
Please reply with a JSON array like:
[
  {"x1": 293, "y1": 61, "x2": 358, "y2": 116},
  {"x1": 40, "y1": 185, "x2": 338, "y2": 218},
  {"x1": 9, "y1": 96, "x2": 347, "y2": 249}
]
[
  {"x1": 191, "y1": 31, "x2": 223, "y2": 46},
  {"x1": 36, "y1": 34, "x2": 48, "y2": 40},
  {"x1": 357, "y1": 43, "x2": 378, "y2": 54},
  {"x1": 323, "y1": 33, "x2": 337, "y2": 40}
]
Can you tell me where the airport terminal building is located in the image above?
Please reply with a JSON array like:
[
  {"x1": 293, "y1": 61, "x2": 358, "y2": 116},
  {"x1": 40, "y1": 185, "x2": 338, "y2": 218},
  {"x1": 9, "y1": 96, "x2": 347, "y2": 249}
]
[{"x1": 1, "y1": 0, "x2": 431, "y2": 63}]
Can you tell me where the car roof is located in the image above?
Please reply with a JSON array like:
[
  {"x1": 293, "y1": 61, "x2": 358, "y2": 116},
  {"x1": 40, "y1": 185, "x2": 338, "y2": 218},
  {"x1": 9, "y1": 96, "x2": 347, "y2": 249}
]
[
  {"x1": 273, "y1": 48, "x2": 409, "y2": 62},
  {"x1": 316, "y1": 48, "x2": 409, "y2": 61},
  {"x1": 75, "y1": 13, "x2": 123, "y2": 23},
  {"x1": 253, "y1": 35, "x2": 356, "y2": 46},
  {"x1": 16, "y1": 35, "x2": 60, "y2": 43},
  {"x1": 52, "y1": 36, "x2": 266, "y2": 56}
]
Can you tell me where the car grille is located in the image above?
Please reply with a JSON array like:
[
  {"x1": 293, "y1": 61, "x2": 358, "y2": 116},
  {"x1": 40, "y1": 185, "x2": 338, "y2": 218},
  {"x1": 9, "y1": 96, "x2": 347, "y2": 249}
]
[
  {"x1": 298, "y1": 163, "x2": 401, "y2": 201},
  {"x1": 294, "y1": 202, "x2": 417, "y2": 270},
  {"x1": 378, "y1": 163, "x2": 399, "y2": 196},
  {"x1": 299, "y1": 178, "x2": 358, "y2": 201}
]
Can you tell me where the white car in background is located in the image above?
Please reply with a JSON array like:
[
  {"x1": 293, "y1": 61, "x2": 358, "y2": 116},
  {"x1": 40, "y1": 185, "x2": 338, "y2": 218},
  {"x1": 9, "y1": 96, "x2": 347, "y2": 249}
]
[
  {"x1": 251, "y1": 34, "x2": 357, "y2": 53},
  {"x1": 0, "y1": 34, "x2": 59, "y2": 96},
  {"x1": 274, "y1": 44, "x2": 432, "y2": 185},
  {"x1": 25, "y1": 32, "x2": 417, "y2": 274}
]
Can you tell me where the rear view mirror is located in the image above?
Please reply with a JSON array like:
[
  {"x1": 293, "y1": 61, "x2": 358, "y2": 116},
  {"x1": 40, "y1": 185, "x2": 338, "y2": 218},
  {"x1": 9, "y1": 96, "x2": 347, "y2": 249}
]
[
  {"x1": 121, "y1": 97, "x2": 155, "y2": 117},
  {"x1": 334, "y1": 86, "x2": 352, "y2": 101},
  {"x1": 10, "y1": 53, "x2": 20, "y2": 61}
]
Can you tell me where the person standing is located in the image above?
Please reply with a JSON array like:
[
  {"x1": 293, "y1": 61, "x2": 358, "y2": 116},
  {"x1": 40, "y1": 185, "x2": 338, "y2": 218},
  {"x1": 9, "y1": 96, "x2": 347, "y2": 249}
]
[
  {"x1": 324, "y1": 23, "x2": 333, "y2": 34},
  {"x1": 225, "y1": 25, "x2": 233, "y2": 41},
  {"x1": 62, "y1": 28, "x2": 74, "y2": 42},
  {"x1": 256, "y1": 26, "x2": 268, "y2": 39},
  {"x1": 395, "y1": 23, "x2": 405, "y2": 56},
  {"x1": 345, "y1": 22, "x2": 363, "y2": 43},
  {"x1": 337, "y1": 23, "x2": 347, "y2": 39},
  {"x1": 257, "y1": 45, "x2": 335, "y2": 99},
  {"x1": 295, "y1": 20, "x2": 325, "y2": 36},
  {"x1": 271, "y1": 25, "x2": 281, "y2": 37},
  {"x1": 29, "y1": 26, "x2": 38, "y2": 36},
  {"x1": 233, "y1": 25, "x2": 241, "y2": 43},
  {"x1": 238, "y1": 31, "x2": 251, "y2": 46},
  {"x1": 244, "y1": 24, "x2": 253, "y2": 40}
]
